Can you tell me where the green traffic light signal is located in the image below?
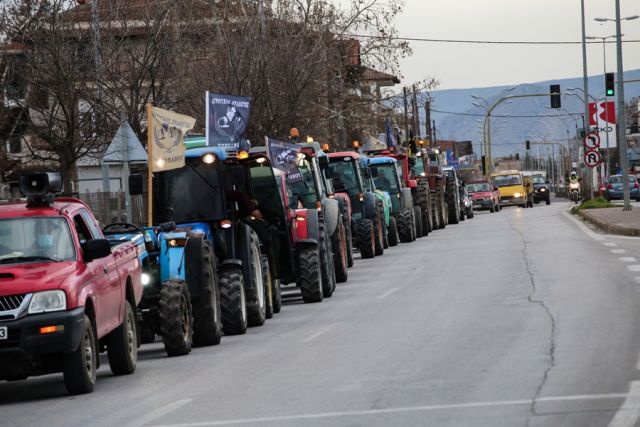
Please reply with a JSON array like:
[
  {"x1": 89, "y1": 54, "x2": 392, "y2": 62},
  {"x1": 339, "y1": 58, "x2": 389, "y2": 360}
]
[
  {"x1": 605, "y1": 72, "x2": 615, "y2": 97},
  {"x1": 606, "y1": 88, "x2": 614, "y2": 96}
]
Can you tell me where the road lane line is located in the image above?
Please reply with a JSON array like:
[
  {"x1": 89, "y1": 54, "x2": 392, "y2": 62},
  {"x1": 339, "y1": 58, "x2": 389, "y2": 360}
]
[
  {"x1": 150, "y1": 392, "x2": 635, "y2": 427},
  {"x1": 604, "y1": 242, "x2": 617, "y2": 247},
  {"x1": 607, "y1": 382, "x2": 640, "y2": 427},
  {"x1": 129, "y1": 398, "x2": 192, "y2": 427},
  {"x1": 612, "y1": 249, "x2": 627, "y2": 254},
  {"x1": 377, "y1": 287, "x2": 400, "y2": 300},
  {"x1": 620, "y1": 257, "x2": 637, "y2": 263},
  {"x1": 563, "y1": 209, "x2": 604, "y2": 241},
  {"x1": 301, "y1": 325, "x2": 334, "y2": 343},
  {"x1": 628, "y1": 265, "x2": 640, "y2": 272}
]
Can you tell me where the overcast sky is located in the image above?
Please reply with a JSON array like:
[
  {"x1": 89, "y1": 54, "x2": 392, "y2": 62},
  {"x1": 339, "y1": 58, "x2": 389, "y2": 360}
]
[{"x1": 394, "y1": 0, "x2": 640, "y2": 90}]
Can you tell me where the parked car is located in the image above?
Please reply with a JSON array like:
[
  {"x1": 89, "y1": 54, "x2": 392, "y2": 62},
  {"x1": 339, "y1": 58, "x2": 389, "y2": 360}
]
[
  {"x1": 604, "y1": 175, "x2": 640, "y2": 201},
  {"x1": 0, "y1": 172, "x2": 143, "y2": 394},
  {"x1": 466, "y1": 180, "x2": 500, "y2": 212}
]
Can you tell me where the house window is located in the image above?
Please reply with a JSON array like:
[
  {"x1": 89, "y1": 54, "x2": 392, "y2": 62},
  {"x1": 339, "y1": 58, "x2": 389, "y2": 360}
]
[{"x1": 4, "y1": 55, "x2": 27, "y2": 101}]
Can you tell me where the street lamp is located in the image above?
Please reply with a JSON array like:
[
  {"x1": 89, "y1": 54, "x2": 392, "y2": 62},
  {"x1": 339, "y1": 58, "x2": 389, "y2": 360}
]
[
  {"x1": 585, "y1": 34, "x2": 617, "y2": 180},
  {"x1": 594, "y1": 8, "x2": 638, "y2": 210}
]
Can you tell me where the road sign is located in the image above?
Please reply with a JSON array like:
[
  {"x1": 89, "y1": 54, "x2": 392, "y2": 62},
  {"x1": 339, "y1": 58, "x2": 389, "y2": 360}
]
[
  {"x1": 584, "y1": 149, "x2": 602, "y2": 168},
  {"x1": 589, "y1": 101, "x2": 617, "y2": 148},
  {"x1": 583, "y1": 132, "x2": 601, "y2": 150}
]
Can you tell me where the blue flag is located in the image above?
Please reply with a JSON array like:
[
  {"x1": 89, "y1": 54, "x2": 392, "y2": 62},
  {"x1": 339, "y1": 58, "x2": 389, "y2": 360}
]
[
  {"x1": 266, "y1": 138, "x2": 302, "y2": 182},
  {"x1": 385, "y1": 117, "x2": 397, "y2": 148},
  {"x1": 206, "y1": 92, "x2": 252, "y2": 147}
]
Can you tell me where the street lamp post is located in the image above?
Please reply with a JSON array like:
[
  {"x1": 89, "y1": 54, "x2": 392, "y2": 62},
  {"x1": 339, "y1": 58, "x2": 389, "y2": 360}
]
[
  {"x1": 595, "y1": 11, "x2": 639, "y2": 210},
  {"x1": 586, "y1": 34, "x2": 616, "y2": 181}
]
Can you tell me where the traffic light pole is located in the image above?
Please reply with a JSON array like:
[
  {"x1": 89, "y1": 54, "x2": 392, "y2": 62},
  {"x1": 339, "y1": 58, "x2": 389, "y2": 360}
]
[{"x1": 615, "y1": 0, "x2": 632, "y2": 211}]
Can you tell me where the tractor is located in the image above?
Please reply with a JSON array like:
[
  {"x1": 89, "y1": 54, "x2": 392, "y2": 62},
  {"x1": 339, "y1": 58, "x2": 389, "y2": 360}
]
[
  {"x1": 328, "y1": 151, "x2": 386, "y2": 259},
  {"x1": 363, "y1": 156, "x2": 416, "y2": 243},
  {"x1": 413, "y1": 147, "x2": 448, "y2": 229}
]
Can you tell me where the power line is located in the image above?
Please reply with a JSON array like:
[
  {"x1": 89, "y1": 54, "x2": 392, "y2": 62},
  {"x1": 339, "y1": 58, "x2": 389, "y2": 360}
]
[
  {"x1": 346, "y1": 34, "x2": 640, "y2": 45},
  {"x1": 430, "y1": 108, "x2": 583, "y2": 119}
]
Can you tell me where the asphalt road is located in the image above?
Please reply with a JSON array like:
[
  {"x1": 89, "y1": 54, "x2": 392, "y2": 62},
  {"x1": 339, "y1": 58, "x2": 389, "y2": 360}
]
[{"x1": 3, "y1": 200, "x2": 640, "y2": 427}]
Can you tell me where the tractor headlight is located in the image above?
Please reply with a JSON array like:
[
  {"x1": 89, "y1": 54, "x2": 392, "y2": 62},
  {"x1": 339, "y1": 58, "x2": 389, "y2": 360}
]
[
  {"x1": 202, "y1": 153, "x2": 216, "y2": 164},
  {"x1": 28, "y1": 290, "x2": 66, "y2": 314},
  {"x1": 141, "y1": 273, "x2": 151, "y2": 286}
]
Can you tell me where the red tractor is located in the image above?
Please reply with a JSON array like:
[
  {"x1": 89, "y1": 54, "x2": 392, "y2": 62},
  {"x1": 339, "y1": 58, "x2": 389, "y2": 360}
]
[{"x1": 413, "y1": 147, "x2": 448, "y2": 229}]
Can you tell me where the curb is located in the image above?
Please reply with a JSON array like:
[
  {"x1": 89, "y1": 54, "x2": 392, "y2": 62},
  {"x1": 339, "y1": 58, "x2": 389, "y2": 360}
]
[{"x1": 577, "y1": 209, "x2": 640, "y2": 237}]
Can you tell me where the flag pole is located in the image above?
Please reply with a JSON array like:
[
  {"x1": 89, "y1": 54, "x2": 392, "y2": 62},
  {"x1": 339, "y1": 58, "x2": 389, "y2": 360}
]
[{"x1": 146, "y1": 103, "x2": 153, "y2": 227}]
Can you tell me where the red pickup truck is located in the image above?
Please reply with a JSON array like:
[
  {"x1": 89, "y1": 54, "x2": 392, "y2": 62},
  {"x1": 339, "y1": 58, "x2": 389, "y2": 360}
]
[{"x1": 0, "y1": 173, "x2": 142, "y2": 394}]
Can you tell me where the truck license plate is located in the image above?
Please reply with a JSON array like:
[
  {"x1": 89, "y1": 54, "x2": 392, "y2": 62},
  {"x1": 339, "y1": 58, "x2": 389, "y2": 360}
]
[{"x1": 0, "y1": 326, "x2": 7, "y2": 340}]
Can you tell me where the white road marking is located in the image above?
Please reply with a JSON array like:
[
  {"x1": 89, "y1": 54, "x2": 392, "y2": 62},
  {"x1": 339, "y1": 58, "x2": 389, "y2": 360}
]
[
  {"x1": 150, "y1": 392, "x2": 635, "y2": 427},
  {"x1": 129, "y1": 399, "x2": 192, "y2": 427},
  {"x1": 628, "y1": 265, "x2": 640, "y2": 272},
  {"x1": 604, "y1": 242, "x2": 618, "y2": 247},
  {"x1": 608, "y1": 382, "x2": 640, "y2": 427},
  {"x1": 563, "y1": 209, "x2": 605, "y2": 241},
  {"x1": 612, "y1": 249, "x2": 627, "y2": 254},
  {"x1": 620, "y1": 257, "x2": 637, "y2": 263},
  {"x1": 377, "y1": 287, "x2": 400, "y2": 300},
  {"x1": 301, "y1": 325, "x2": 334, "y2": 343}
]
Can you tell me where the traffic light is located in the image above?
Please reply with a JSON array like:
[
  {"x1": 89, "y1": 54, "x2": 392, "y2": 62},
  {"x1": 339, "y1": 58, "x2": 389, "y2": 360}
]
[
  {"x1": 526, "y1": 140, "x2": 530, "y2": 150},
  {"x1": 550, "y1": 84, "x2": 561, "y2": 109},
  {"x1": 481, "y1": 155, "x2": 486, "y2": 175},
  {"x1": 605, "y1": 72, "x2": 615, "y2": 97}
]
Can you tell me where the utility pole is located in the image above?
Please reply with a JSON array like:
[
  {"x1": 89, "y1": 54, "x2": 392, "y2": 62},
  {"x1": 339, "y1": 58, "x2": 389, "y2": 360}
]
[
  {"x1": 580, "y1": 0, "x2": 593, "y2": 199},
  {"x1": 412, "y1": 84, "x2": 419, "y2": 138},
  {"x1": 615, "y1": 0, "x2": 631, "y2": 210},
  {"x1": 432, "y1": 121, "x2": 437, "y2": 144},
  {"x1": 402, "y1": 87, "x2": 410, "y2": 144},
  {"x1": 425, "y1": 98, "x2": 433, "y2": 143}
]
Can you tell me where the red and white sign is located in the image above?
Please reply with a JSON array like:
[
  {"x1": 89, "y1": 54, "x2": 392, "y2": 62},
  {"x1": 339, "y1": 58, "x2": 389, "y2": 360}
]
[
  {"x1": 584, "y1": 149, "x2": 602, "y2": 168},
  {"x1": 583, "y1": 132, "x2": 600, "y2": 149},
  {"x1": 589, "y1": 101, "x2": 617, "y2": 148}
]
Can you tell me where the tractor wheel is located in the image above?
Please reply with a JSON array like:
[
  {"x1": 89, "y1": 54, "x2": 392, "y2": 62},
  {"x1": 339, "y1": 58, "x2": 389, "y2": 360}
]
[
  {"x1": 106, "y1": 300, "x2": 138, "y2": 375},
  {"x1": 332, "y1": 218, "x2": 348, "y2": 283},
  {"x1": 357, "y1": 219, "x2": 376, "y2": 259},
  {"x1": 460, "y1": 205, "x2": 466, "y2": 221},
  {"x1": 191, "y1": 242, "x2": 222, "y2": 347},
  {"x1": 219, "y1": 268, "x2": 248, "y2": 335},
  {"x1": 417, "y1": 178, "x2": 431, "y2": 234},
  {"x1": 374, "y1": 208, "x2": 384, "y2": 256},
  {"x1": 345, "y1": 218, "x2": 354, "y2": 268},
  {"x1": 246, "y1": 232, "x2": 266, "y2": 327},
  {"x1": 158, "y1": 280, "x2": 193, "y2": 357},
  {"x1": 298, "y1": 246, "x2": 323, "y2": 303},
  {"x1": 437, "y1": 189, "x2": 447, "y2": 229},
  {"x1": 468, "y1": 208, "x2": 474, "y2": 219},
  {"x1": 63, "y1": 314, "x2": 97, "y2": 395},
  {"x1": 431, "y1": 193, "x2": 440, "y2": 230},
  {"x1": 387, "y1": 216, "x2": 399, "y2": 247},
  {"x1": 447, "y1": 187, "x2": 460, "y2": 224},
  {"x1": 382, "y1": 215, "x2": 389, "y2": 249},
  {"x1": 398, "y1": 209, "x2": 413, "y2": 243},
  {"x1": 318, "y1": 219, "x2": 336, "y2": 297},
  {"x1": 262, "y1": 255, "x2": 274, "y2": 319},
  {"x1": 413, "y1": 205, "x2": 423, "y2": 238},
  {"x1": 272, "y1": 277, "x2": 282, "y2": 314}
]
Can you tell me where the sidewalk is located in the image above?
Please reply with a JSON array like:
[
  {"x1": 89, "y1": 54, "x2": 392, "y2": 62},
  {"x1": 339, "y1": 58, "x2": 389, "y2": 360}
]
[{"x1": 577, "y1": 207, "x2": 640, "y2": 237}]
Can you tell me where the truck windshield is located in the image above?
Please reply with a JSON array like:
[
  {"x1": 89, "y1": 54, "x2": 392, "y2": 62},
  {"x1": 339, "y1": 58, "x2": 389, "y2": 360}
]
[
  {"x1": 0, "y1": 217, "x2": 75, "y2": 263},
  {"x1": 370, "y1": 164, "x2": 400, "y2": 193},
  {"x1": 532, "y1": 176, "x2": 546, "y2": 184},
  {"x1": 492, "y1": 174, "x2": 522, "y2": 187},
  {"x1": 329, "y1": 160, "x2": 361, "y2": 195},
  {"x1": 154, "y1": 159, "x2": 225, "y2": 223}
]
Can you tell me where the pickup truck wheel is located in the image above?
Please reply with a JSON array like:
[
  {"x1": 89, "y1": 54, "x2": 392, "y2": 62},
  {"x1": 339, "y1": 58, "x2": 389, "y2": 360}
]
[
  {"x1": 246, "y1": 233, "x2": 266, "y2": 327},
  {"x1": 387, "y1": 216, "x2": 399, "y2": 247},
  {"x1": 357, "y1": 219, "x2": 375, "y2": 258},
  {"x1": 318, "y1": 220, "x2": 336, "y2": 297},
  {"x1": 332, "y1": 219, "x2": 348, "y2": 283},
  {"x1": 192, "y1": 243, "x2": 223, "y2": 347},
  {"x1": 63, "y1": 314, "x2": 97, "y2": 395},
  {"x1": 159, "y1": 280, "x2": 193, "y2": 356},
  {"x1": 298, "y1": 246, "x2": 323, "y2": 303},
  {"x1": 219, "y1": 269, "x2": 248, "y2": 335},
  {"x1": 107, "y1": 301, "x2": 138, "y2": 375}
]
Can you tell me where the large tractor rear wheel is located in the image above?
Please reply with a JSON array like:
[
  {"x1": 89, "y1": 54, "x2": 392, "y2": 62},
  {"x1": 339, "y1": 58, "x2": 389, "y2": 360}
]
[
  {"x1": 190, "y1": 242, "x2": 222, "y2": 347},
  {"x1": 398, "y1": 209, "x2": 413, "y2": 243},
  {"x1": 415, "y1": 179, "x2": 431, "y2": 235},
  {"x1": 158, "y1": 280, "x2": 193, "y2": 357},
  {"x1": 262, "y1": 255, "x2": 275, "y2": 319},
  {"x1": 431, "y1": 192, "x2": 441, "y2": 230},
  {"x1": 332, "y1": 218, "x2": 348, "y2": 283},
  {"x1": 298, "y1": 246, "x2": 323, "y2": 303},
  {"x1": 318, "y1": 220, "x2": 336, "y2": 297},
  {"x1": 345, "y1": 218, "x2": 354, "y2": 268},
  {"x1": 219, "y1": 269, "x2": 248, "y2": 335},
  {"x1": 374, "y1": 208, "x2": 384, "y2": 256},
  {"x1": 357, "y1": 219, "x2": 375, "y2": 259},
  {"x1": 387, "y1": 216, "x2": 399, "y2": 247},
  {"x1": 437, "y1": 188, "x2": 447, "y2": 229},
  {"x1": 246, "y1": 232, "x2": 266, "y2": 327},
  {"x1": 413, "y1": 205, "x2": 423, "y2": 238}
]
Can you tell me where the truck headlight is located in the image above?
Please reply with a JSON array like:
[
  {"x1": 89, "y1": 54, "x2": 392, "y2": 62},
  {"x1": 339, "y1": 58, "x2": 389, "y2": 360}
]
[
  {"x1": 514, "y1": 192, "x2": 522, "y2": 198},
  {"x1": 28, "y1": 290, "x2": 66, "y2": 314},
  {"x1": 540, "y1": 188, "x2": 546, "y2": 192}
]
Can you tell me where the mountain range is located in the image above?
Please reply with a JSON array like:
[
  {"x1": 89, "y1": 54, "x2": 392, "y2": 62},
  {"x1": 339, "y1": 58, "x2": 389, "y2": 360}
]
[{"x1": 426, "y1": 69, "x2": 640, "y2": 157}]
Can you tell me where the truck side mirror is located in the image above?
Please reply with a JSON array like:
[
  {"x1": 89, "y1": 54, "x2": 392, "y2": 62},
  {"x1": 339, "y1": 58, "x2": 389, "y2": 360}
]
[{"x1": 84, "y1": 239, "x2": 112, "y2": 262}]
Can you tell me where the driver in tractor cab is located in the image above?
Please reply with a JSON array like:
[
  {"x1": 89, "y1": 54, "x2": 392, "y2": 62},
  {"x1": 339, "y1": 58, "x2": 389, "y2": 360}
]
[{"x1": 288, "y1": 127, "x2": 301, "y2": 144}]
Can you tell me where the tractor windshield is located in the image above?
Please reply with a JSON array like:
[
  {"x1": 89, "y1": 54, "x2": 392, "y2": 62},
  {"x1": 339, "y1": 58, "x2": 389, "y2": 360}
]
[
  {"x1": 154, "y1": 158, "x2": 225, "y2": 223},
  {"x1": 413, "y1": 155, "x2": 424, "y2": 176},
  {"x1": 329, "y1": 159, "x2": 361, "y2": 196},
  {"x1": 370, "y1": 164, "x2": 400, "y2": 193},
  {"x1": 288, "y1": 159, "x2": 319, "y2": 208}
]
